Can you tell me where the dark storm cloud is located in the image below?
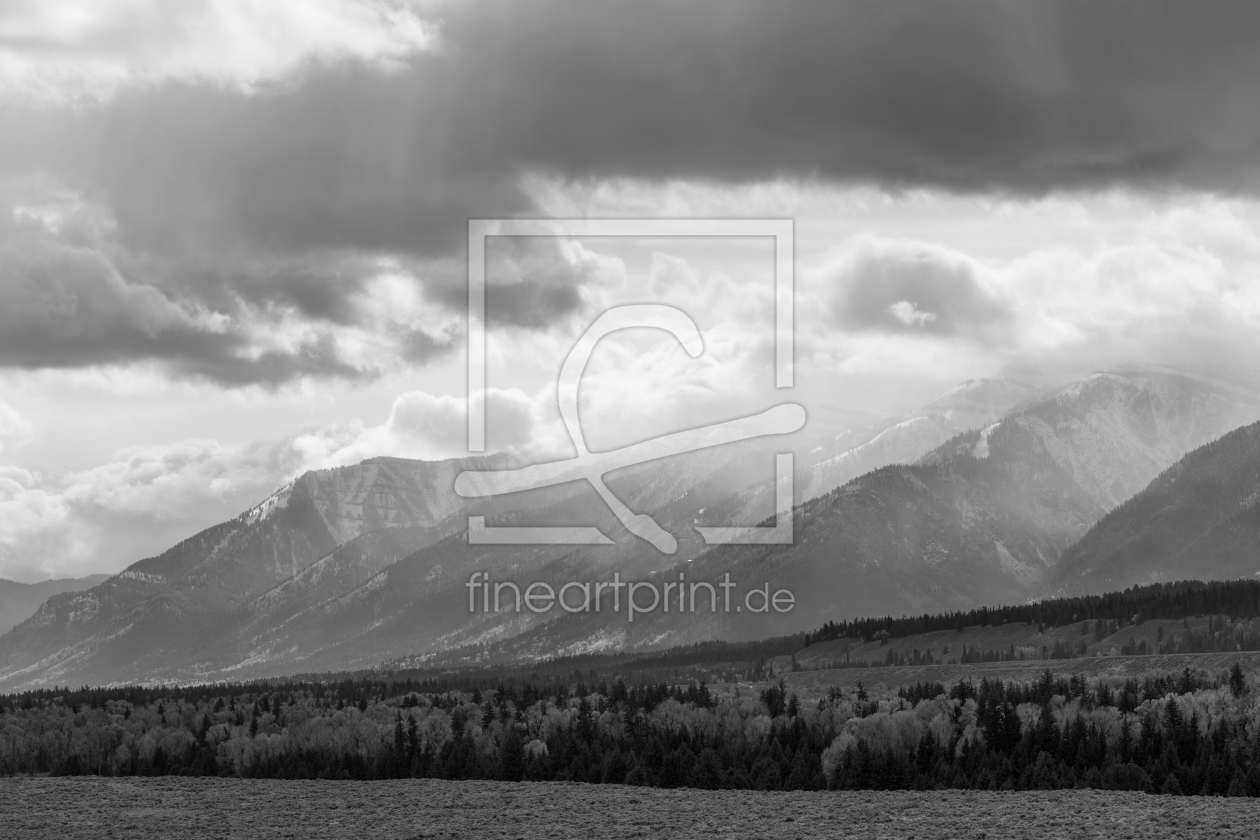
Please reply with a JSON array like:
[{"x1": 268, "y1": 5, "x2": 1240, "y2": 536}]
[
  {"x1": 25, "y1": 0, "x2": 1260, "y2": 256},
  {"x1": 4, "y1": 0, "x2": 1260, "y2": 382},
  {"x1": 433, "y1": 0, "x2": 1260, "y2": 192},
  {"x1": 67, "y1": 75, "x2": 534, "y2": 258}
]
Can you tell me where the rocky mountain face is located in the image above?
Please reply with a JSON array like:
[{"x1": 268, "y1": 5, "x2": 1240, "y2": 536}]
[
  {"x1": 0, "y1": 575, "x2": 109, "y2": 636},
  {"x1": 1052, "y1": 420, "x2": 1260, "y2": 595},
  {"x1": 4, "y1": 368, "x2": 1260, "y2": 688}
]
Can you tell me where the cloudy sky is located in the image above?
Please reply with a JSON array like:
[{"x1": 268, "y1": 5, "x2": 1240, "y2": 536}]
[{"x1": 3, "y1": 0, "x2": 1260, "y2": 581}]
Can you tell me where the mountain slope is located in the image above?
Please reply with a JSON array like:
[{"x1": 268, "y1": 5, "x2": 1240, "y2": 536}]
[
  {"x1": 796, "y1": 375, "x2": 1047, "y2": 502},
  {"x1": 1052, "y1": 420, "x2": 1260, "y2": 594},
  {"x1": 0, "y1": 575, "x2": 110, "y2": 636},
  {"x1": 0, "y1": 456, "x2": 495, "y2": 688},
  {"x1": 101, "y1": 441, "x2": 799, "y2": 681}
]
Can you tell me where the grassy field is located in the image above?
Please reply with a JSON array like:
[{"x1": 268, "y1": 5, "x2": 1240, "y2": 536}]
[{"x1": 2, "y1": 777, "x2": 1257, "y2": 839}]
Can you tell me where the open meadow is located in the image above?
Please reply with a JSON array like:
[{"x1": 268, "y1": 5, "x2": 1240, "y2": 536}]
[{"x1": 1, "y1": 777, "x2": 1256, "y2": 839}]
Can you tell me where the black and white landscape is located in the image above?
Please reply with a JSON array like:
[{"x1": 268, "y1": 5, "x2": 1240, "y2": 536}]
[{"x1": 4, "y1": 1, "x2": 1260, "y2": 837}]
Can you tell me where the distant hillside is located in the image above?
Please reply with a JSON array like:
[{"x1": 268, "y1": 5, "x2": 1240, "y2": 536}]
[
  {"x1": 1052, "y1": 420, "x2": 1260, "y2": 595},
  {"x1": 0, "y1": 575, "x2": 109, "y2": 636}
]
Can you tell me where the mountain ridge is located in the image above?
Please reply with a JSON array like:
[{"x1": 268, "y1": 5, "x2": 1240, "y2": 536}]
[
  {"x1": 0, "y1": 575, "x2": 111, "y2": 637},
  {"x1": 3, "y1": 367, "x2": 1259, "y2": 689}
]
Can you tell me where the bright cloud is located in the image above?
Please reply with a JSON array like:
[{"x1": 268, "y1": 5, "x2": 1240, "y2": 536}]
[
  {"x1": 0, "y1": 402, "x2": 36, "y2": 455},
  {"x1": 0, "y1": 0, "x2": 439, "y2": 106},
  {"x1": 888, "y1": 301, "x2": 938, "y2": 327}
]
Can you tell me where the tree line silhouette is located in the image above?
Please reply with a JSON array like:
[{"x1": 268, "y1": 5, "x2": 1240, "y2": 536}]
[
  {"x1": 807, "y1": 580, "x2": 1260, "y2": 647},
  {"x1": 3, "y1": 664, "x2": 1259, "y2": 796}
]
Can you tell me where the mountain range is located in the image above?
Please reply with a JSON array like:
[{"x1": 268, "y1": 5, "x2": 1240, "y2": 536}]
[
  {"x1": 470, "y1": 368, "x2": 1260, "y2": 658},
  {"x1": 3, "y1": 366, "x2": 1260, "y2": 689}
]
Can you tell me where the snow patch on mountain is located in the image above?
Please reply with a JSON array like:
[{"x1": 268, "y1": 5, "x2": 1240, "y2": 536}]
[
  {"x1": 972, "y1": 423, "x2": 1000, "y2": 459},
  {"x1": 244, "y1": 480, "x2": 294, "y2": 525}
]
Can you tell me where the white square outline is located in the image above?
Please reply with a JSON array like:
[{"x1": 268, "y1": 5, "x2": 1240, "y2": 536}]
[{"x1": 467, "y1": 218, "x2": 794, "y2": 452}]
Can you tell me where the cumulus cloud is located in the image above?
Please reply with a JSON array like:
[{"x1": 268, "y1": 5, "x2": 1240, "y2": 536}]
[
  {"x1": 791, "y1": 195, "x2": 1260, "y2": 387},
  {"x1": 0, "y1": 172, "x2": 628, "y2": 384},
  {"x1": 60, "y1": 438, "x2": 295, "y2": 520},
  {"x1": 998, "y1": 237, "x2": 1260, "y2": 374},
  {"x1": 0, "y1": 477, "x2": 80, "y2": 583},
  {"x1": 0, "y1": 434, "x2": 325, "y2": 581},
  {"x1": 470, "y1": 236, "x2": 610, "y2": 330},
  {"x1": 825, "y1": 237, "x2": 1011, "y2": 341},
  {"x1": 0, "y1": 178, "x2": 470, "y2": 384},
  {"x1": 326, "y1": 387, "x2": 545, "y2": 465},
  {"x1": 888, "y1": 301, "x2": 937, "y2": 327}
]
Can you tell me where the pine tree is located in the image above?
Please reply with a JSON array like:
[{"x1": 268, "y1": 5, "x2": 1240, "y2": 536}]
[
  {"x1": 1177, "y1": 667, "x2": 1196, "y2": 695},
  {"x1": 1230, "y1": 662, "x2": 1248, "y2": 697},
  {"x1": 1164, "y1": 697, "x2": 1183, "y2": 734}
]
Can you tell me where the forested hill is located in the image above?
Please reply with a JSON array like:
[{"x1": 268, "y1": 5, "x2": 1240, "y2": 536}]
[{"x1": 804, "y1": 580, "x2": 1260, "y2": 647}]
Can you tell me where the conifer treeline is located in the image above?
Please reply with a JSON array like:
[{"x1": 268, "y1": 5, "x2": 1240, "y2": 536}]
[
  {"x1": 812, "y1": 615, "x2": 1260, "y2": 670},
  {"x1": 806, "y1": 580, "x2": 1260, "y2": 647},
  {"x1": 4, "y1": 666, "x2": 1260, "y2": 796}
]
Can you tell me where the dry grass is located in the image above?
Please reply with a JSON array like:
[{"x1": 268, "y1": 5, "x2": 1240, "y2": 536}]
[{"x1": 2, "y1": 777, "x2": 1258, "y2": 839}]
